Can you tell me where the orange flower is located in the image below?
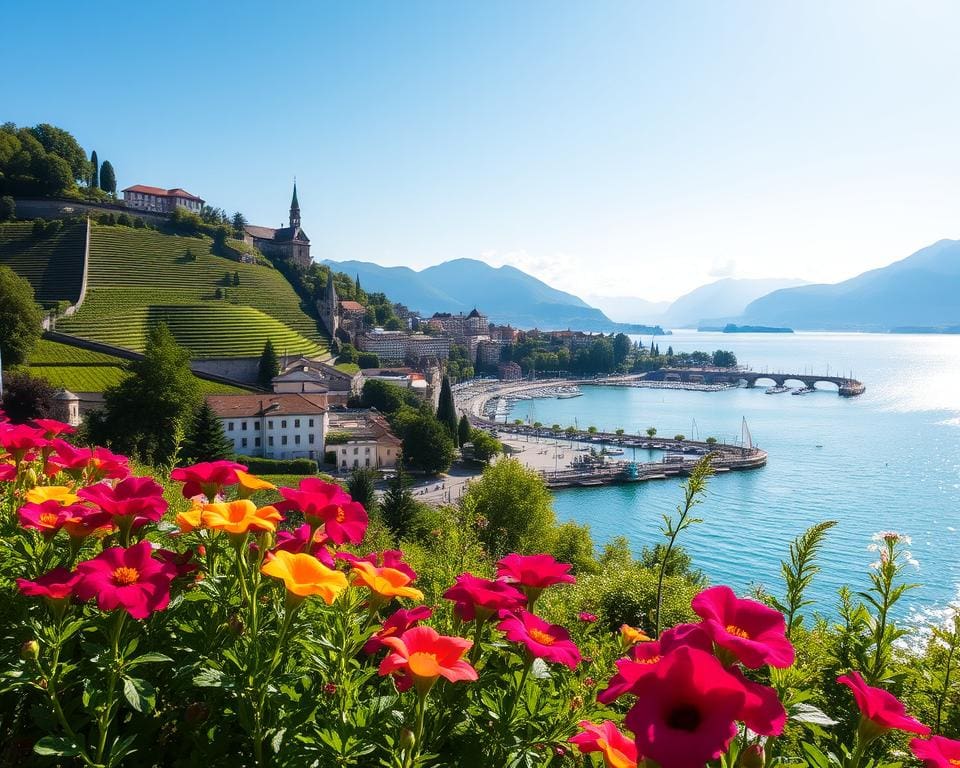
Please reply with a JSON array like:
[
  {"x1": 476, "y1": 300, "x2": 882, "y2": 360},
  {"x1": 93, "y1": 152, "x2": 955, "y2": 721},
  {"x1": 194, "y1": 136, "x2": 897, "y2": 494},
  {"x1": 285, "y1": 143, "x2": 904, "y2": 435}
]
[
  {"x1": 201, "y1": 500, "x2": 282, "y2": 534},
  {"x1": 379, "y1": 626, "x2": 477, "y2": 695},
  {"x1": 25, "y1": 485, "x2": 80, "y2": 505},
  {"x1": 261, "y1": 550, "x2": 348, "y2": 602},
  {"x1": 235, "y1": 470, "x2": 276, "y2": 498},
  {"x1": 620, "y1": 624, "x2": 652, "y2": 646},
  {"x1": 352, "y1": 560, "x2": 424, "y2": 602},
  {"x1": 176, "y1": 503, "x2": 204, "y2": 533}
]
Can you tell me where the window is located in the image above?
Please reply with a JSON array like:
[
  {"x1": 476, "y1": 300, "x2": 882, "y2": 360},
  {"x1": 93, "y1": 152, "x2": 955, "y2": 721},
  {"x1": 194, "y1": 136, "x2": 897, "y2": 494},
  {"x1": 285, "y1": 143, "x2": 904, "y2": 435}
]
[
  {"x1": 241, "y1": 438, "x2": 248, "y2": 448},
  {"x1": 365, "y1": 447, "x2": 370, "y2": 455},
  {"x1": 294, "y1": 419, "x2": 301, "y2": 428},
  {"x1": 308, "y1": 434, "x2": 315, "y2": 444},
  {"x1": 282, "y1": 436, "x2": 288, "y2": 445},
  {"x1": 365, "y1": 458, "x2": 370, "y2": 467},
  {"x1": 227, "y1": 422, "x2": 234, "y2": 432},
  {"x1": 254, "y1": 422, "x2": 260, "y2": 430},
  {"x1": 281, "y1": 420, "x2": 287, "y2": 429},
  {"x1": 295, "y1": 435, "x2": 301, "y2": 445},
  {"x1": 387, "y1": 449, "x2": 391, "y2": 456},
  {"x1": 353, "y1": 447, "x2": 359, "y2": 455},
  {"x1": 255, "y1": 437, "x2": 261, "y2": 448},
  {"x1": 309, "y1": 418, "x2": 315, "y2": 427},
  {"x1": 268, "y1": 437, "x2": 274, "y2": 446},
  {"x1": 268, "y1": 420, "x2": 273, "y2": 429},
  {"x1": 241, "y1": 422, "x2": 247, "y2": 431}
]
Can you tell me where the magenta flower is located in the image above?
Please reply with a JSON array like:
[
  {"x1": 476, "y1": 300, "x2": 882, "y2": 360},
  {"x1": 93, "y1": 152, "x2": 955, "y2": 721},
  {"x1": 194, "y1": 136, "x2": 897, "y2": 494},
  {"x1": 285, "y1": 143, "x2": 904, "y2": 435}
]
[
  {"x1": 32, "y1": 418, "x2": 76, "y2": 438},
  {"x1": 625, "y1": 646, "x2": 747, "y2": 768},
  {"x1": 74, "y1": 541, "x2": 178, "y2": 619},
  {"x1": 910, "y1": 736, "x2": 960, "y2": 767},
  {"x1": 730, "y1": 667, "x2": 787, "y2": 736},
  {"x1": 272, "y1": 523, "x2": 335, "y2": 566},
  {"x1": 317, "y1": 499, "x2": 368, "y2": 544},
  {"x1": 77, "y1": 476, "x2": 168, "y2": 522},
  {"x1": 497, "y1": 610, "x2": 581, "y2": 669},
  {"x1": 691, "y1": 585, "x2": 795, "y2": 669},
  {"x1": 170, "y1": 460, "x2": 247, "y2": 499},
  {"x1": 49, "y1": 440, "x2": 129, "y2": 481},
  {"x1": 17, "y1": 567, "x2": 80, "y2": 602},
  {"x1": 496, "y1": 553, "x2": 575, "y2": 603},
  {"x1": 578, "y1": 611, "x2": 598, "y2": 623},
  {"x1": 364, "y1": 606, "x2": 434, "y2": 654},
  {"x1": 0, "y1": 424, "x2": 48, "y2": 462},
  {"x1": 837, "y1": 671, "x2": 930, "y2": 736},
  {"x1": 337, "y1": 549, "x2": 417, "y2": 581},
  {"x1": 443, "y1": 573, "x2": 527, "y2": 622},
  {"x1": 277, "y1": 478, "x2": 351, "y2": 518},
  {"x1": 155, "y1": 548, "x2": 199, "y2": 577},
  {"x1": 18, "y1": 500, "x2": 91, "y2": 538},
  {"x1": 597, "y1": 622, "x2": 712, "y2": 704},
  {"x1": 569, "y1": 720, "x2": 639, "y2": 768}
]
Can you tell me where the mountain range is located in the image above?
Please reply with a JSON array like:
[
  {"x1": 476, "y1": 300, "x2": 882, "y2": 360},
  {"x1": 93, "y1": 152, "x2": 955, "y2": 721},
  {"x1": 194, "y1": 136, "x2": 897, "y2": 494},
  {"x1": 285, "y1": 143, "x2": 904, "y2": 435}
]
[
  {"x1": 323, "y1": 258, "x2": 617, "y2": 330},
  {"x1": 741, "y1": 239, "x2": 960, "y2": 330}
]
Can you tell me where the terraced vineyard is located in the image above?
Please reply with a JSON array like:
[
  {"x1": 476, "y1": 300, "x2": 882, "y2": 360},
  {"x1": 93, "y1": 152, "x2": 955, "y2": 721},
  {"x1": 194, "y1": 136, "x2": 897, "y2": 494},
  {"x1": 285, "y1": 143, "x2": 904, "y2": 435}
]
[
  {"x1": 28, "y1": 340, "x2": 251, "y2": 394},
  {"x1": 0, "y1": 222, "x2": 85, "y2": 306},
  {"x1": 56, "y1": 225, "x2": 330, "y2": 359}
]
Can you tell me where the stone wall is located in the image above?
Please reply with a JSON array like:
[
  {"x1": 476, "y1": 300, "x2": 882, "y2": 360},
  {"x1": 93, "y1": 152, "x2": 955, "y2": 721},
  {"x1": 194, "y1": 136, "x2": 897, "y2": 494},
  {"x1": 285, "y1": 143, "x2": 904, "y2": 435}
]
[{"x1": 13, "y1": 198, "x2": 169, "y2": 225}]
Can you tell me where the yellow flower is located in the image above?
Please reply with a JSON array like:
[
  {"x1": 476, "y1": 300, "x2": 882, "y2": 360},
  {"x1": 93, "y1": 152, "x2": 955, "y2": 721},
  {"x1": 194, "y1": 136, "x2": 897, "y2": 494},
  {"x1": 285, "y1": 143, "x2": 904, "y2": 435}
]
[
  {"x1": 201, "y1": 500, "x2": 282, "y2": 534},
  {"x1": 25, "y1": 485, "x2": 80, "y2": 505},
  {"x1": 176, "y1": 503, "x2": 204, "y2": 533},
  {"x1": 351, "y1": 561, "x2": 424, "y2": 602},
  {"x1": 262, "y1": 551, "x2": 348, "y2": 602},
  {"x1": 619, "y1": 624, "x2": 652, "y2": 646},
  {"x1": 235, "y1": 470, "x2": 276, "y2": 499}
]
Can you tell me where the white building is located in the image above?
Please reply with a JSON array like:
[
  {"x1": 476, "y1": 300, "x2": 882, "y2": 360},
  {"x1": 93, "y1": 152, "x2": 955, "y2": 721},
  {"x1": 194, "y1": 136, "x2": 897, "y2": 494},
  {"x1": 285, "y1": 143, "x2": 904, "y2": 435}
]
[
  {"x1": 327, "y1": 410, "x2": 403, "y2": 471},
  {"x1": 122, "y1": 185, "x2": 205, "y2": 213},
  {"x1": 206, "y1": 394, "x2": 328, "y2": 461}
]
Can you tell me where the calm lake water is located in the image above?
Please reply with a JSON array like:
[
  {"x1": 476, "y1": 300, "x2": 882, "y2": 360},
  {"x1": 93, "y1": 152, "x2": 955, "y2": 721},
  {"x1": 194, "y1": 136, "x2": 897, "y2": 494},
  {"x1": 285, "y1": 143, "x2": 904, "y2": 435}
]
[{"x1": 507, "y1": 331, "x2": 960, "y2": 625}]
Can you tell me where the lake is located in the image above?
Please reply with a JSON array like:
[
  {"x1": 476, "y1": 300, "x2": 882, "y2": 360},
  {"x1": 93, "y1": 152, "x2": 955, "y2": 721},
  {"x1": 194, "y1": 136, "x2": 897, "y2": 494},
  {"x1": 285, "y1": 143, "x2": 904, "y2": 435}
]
[{"x1": 506, "y1": 331, "x2": 960, "y2": 626}]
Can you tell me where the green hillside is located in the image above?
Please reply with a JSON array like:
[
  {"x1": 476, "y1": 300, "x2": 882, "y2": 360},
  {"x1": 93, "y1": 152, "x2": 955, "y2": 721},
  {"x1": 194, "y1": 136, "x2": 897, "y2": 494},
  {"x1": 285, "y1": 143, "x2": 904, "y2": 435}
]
[
  {"x1": 28, "y1": 339, "x2": 251, "y2": 394},
  {"x1": 55, "y1": 224, "x2": 330, "y2": 358},
  {"x1": 0, "y1": 222, "x2": 85, "y2": 306}
]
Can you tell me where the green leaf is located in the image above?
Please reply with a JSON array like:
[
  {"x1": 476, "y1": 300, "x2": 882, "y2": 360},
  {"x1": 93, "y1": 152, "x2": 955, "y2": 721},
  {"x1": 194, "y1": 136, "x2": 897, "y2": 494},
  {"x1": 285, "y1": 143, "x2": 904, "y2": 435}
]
[
  {"x1": 122, "y1": 676, "x2": 157, "y2": 713},
  {"x1": 194, "y1": 667, "x2": 226, "y2": 688},
  {"x1": 792, "y1": 702, "x2": 838, "y2": 727},
  {"x1": 125, "y1": 652, "x2": 173, "y2": 668},
  {"x1": 34, "y1": 735, "x2": 83, "y2": 757},
  {"x1": 800, "y1": 742, "x2": 831, "y2": 768}
]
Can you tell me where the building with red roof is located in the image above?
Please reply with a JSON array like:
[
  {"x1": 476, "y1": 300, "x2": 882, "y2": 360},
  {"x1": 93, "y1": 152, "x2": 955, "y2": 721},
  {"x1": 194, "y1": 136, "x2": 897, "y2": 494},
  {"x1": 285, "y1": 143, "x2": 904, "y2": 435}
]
[{"x1": 122, "y1": 185, "x2": 205, "y2": 214}]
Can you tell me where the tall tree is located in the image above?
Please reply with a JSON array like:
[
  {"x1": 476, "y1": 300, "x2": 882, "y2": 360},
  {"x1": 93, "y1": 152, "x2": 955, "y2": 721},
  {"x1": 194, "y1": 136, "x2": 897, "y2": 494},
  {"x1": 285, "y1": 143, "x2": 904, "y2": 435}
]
[
  {"x1": 89, "y1": 150, "x2": 99, "y2": 188},
  {"x1": 0, "y1": 371, "x2": 55, "y2": 423},
  {"x1": 613, "y1": 332, "x2": 632, "y2": 366},
  {"x1": 257, "y1": 339, "x2": 280, "y2": 388},
  {"x1": 0, "y1": 265, "x2": 43, "y2": 367},
  {"x1": 86, "y1": 323, "x2": 200, "y2": 465},
  {"x1": 99, "y1": 160, "x2": 116, "y2": 195},
  {"x1": 398, "y1": 414, "x2": 455, "y2": 474},
  {"x1": 436, "y1": 375, "x2": 459, "y2": 444},
  {"x1": 181, "y1": 400, "x2": 233, "y2": 463},
  {"x1": 231, "y1": 211, "x2": 247, "y2": 238},
  {"x1": 28, "y1": 123, "x2": 89, "y2": 183},
  {"x1": 457, "y1": 414, "x2": 472, "y2": 447},
  {"x1": 381, "y1": 463, "x2": 416, "y2": 539},
  {"x1": 0, "y1": 196, "x2": 15, "y2": 222},
  {"x1": 347, "y1": 468, "x2": 378, "y2": 513}
]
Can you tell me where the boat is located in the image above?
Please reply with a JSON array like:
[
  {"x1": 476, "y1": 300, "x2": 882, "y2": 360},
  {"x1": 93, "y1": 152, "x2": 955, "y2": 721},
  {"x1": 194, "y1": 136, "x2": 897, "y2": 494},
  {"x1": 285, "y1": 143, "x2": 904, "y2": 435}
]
[
  {"x1": 604, "y1": 448, "x2": 625, "y2": 456},
  {"x1": 791, "y1": 386, "x2": 816, "y2": 395},
  {"x1": 765, "y1": 385, "x2": 789, "y2": 394},
  {"x1": 556, "y1": 392, "x2": 583, "y2": 399}
]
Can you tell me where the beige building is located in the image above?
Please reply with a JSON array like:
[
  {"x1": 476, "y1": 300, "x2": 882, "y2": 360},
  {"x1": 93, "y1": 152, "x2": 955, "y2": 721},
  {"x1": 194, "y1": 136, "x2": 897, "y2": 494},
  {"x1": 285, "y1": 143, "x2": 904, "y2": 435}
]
[
  {"x1": 122, "y1": 185, "x2": 204, "y2": 213},
  {"x1": 206, "y1": 394, "x2": 328, "y2": 461},
  {"x1": 243, "y1": 183, "x2": 311, "y2": 269},
  {"x1": 271, "y1": 357, "x2": 360, "y2": 405},
  {"x1": 327, "y1": 410, "x2": 403, "y2": 471}
]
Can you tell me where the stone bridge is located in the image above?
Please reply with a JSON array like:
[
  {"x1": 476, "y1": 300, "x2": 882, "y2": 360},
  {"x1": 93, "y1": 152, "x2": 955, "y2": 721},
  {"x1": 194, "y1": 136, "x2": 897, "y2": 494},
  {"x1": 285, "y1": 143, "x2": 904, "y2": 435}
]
[{"x1": 651, "y1": 368, "x2": 865, "y2": 396}]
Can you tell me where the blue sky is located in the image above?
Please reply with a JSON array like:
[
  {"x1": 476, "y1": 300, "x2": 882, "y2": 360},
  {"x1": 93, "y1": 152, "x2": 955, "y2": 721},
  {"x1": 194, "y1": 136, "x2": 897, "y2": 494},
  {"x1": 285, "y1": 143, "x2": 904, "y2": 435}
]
[{"x1": 6, "y1": 1, "x2": 960, "y2": 302}]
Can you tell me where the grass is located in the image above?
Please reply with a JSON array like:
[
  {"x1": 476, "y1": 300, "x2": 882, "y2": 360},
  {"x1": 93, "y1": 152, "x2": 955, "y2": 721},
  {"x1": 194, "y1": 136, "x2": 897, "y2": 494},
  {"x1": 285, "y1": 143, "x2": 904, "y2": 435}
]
[
  {"x1": 54, "y1": 225, "x2": 331, "y2": 359},
  {"x1": 0, "y1": 222, "x2": 85, "y2": 306},
  {"x1": 27, "y1": 339, "x2": 252, "y2": 394},
  {"x1": 335, "y1": 362, "x2": 361, "y2": 374}
]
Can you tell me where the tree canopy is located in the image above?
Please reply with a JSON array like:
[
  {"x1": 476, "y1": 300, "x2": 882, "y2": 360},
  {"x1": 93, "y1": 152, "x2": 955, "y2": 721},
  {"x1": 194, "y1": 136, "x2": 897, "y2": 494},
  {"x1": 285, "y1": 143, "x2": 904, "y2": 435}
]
[
  {"x1": 181, "y1": 400, "x2": 234, "y2": 464},
  {"x1": 0, "y1": 265, "x2": 43, "y2": 366}
]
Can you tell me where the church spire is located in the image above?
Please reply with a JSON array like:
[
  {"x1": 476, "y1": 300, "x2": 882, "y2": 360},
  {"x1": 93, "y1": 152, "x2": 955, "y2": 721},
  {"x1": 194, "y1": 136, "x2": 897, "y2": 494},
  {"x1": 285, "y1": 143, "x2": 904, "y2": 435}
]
[{"x1": 289, "y1": 179, "x2": 301, "y2": 229}]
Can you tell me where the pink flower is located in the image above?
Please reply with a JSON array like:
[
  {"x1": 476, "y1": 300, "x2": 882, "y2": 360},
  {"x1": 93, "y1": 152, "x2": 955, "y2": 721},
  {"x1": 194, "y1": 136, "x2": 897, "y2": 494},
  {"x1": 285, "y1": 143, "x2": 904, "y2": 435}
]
[
  {"x1": 837, "y1": 671, "x2": 930, "y2": 736},
  {"x1": 170, "y1": 460, "x2": 247, "y2": 499},
  {"x1": 272, "y1": 524, "x2": 335, "y2": 567},
  {"x1": 17, "y1": 567, "x2": 80, "y2": 602},
  {"x1": 443, "y1": 573, "x2": 527, "y2": 622},
  {"x1": 910, "y1": 736, "x2": 960, "y2": 767},
  {"x1": 74, "y1": 541, "x2": 178, "y2": 619},
  {"x1": 625, "y1": 646, "x2": 747, "y2": 768},
  {"x1": 0, "y1": 424, "x2": 48, "y2": 461},
  {"x1": 597, "y1": 623, "x2": 712, "y2": 704},
  {"x1": 364, "y1": 606, "x2": 434, "y2": 654},
  {"x1": 730, "y1": 667, "x2": 787, "y2": 736},
  {"x1": 61, "y1": 506, "x2": 113, "y2": 539},
  {"x1": 77, "y1": 476, "x2": 168, "y2": 522},
  {"x1": 18, "y1": 501, "x2": 91, "y2": 538},
  {"x1": 155, "y1": 549, "x2": 199, "y2": 577},
  {"x1": 49, "y1": 440, "x2": 129, "y2": 481},
  {"x1": 691, "y1": 585, "x2": 795, "y2": 669},
  {"x1": 497, "y1": 610, "x2": 581, "y2": 669},
  {"x1": 32, "y1": 419, "x2": 76, "y2": 438},
  {"x1": 569, "y1": 720, "x2": 638, "y2": 768},
  {"x1": 379, "y1": 625, "x2": 477, "y2": 694},
  {"x1": 578, "y1": 611, "x2": 598, "y2": 623},
  {"x1": 337, "y1": 550, "x2": 416, "y2": 581},
  {"x1": 0, "y1": 463, "x2": 15, "y2": 482},
  {"x1": 496, "y1": 553, "x2": 575, "y2": 602},
  {"x1": 317, "y1": 499, "x2": 368, "y2": 545},
  {"x1": 277, "y1": 478, "x2": 351, "y2": 518}
]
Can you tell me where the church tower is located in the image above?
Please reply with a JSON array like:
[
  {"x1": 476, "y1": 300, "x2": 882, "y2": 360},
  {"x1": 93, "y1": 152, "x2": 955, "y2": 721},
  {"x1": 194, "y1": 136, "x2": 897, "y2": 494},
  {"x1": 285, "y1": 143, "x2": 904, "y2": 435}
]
[{"x1": 289, "y1": 181, "x2": 301, "y2": 230}]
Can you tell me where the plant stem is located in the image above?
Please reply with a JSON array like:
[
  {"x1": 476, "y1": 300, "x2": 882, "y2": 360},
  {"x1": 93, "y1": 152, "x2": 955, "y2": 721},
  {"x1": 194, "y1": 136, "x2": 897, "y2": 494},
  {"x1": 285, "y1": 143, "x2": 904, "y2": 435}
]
[{"x1": 95, "y1": 611, "x2": 127, "y2": 765}]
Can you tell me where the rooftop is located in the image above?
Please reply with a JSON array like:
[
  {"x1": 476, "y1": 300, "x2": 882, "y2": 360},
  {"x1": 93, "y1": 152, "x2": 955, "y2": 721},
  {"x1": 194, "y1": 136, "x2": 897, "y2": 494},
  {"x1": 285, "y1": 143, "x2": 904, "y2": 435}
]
[
  {"x1": 122, "y1": 184, "x2": 204, "y2": 202},
  {"x1": 206, "y1": 393, "x2": 328, "y2": 418}
]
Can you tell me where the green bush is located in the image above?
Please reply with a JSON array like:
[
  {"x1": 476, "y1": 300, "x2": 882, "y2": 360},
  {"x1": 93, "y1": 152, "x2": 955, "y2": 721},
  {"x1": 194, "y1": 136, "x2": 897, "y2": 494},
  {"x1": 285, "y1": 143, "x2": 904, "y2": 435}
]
[{"x1": 235, "y1": 455, "x2": 318, "y2": 474}]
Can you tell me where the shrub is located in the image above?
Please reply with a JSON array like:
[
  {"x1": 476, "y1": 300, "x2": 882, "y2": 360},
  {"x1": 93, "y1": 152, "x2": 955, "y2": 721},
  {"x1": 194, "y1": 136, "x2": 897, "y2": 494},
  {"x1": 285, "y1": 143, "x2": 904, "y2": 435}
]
[{"x1": 235, "y1": 455, "x2": 318, "y2": 474}]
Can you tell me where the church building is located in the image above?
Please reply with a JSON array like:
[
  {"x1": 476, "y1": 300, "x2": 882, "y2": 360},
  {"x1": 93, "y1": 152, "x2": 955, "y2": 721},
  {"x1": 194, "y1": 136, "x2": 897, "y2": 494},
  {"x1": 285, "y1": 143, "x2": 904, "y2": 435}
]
[{"x1": 243, "y1": 183, "x2": 311, "y2": 269}]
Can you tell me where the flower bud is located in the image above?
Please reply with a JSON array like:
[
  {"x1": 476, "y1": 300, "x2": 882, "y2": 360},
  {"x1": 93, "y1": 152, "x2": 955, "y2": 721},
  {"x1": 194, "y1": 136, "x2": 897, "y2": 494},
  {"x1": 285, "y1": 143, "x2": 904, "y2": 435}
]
[
  {"x1": 23, "y1": 467, "x2": 38, "y2": 489},
  {"x1": 227, "y1": 613, "x2": 245, "y2": 635},
  {"x1": 399, "y1": 728, "x2": 416, "y2": 751},
  {"x1": 322, "y1": 683, "x2": 337, "y2": 696},
  {"x1": 196, "y1": 545, "x2": 207, "y2": 557},
  {"x1": 20, "y1": 639, "x2": 39, "y2": 661},
  {"x1": 738, "y1": 744, "x2": 765, "y2": 768}
]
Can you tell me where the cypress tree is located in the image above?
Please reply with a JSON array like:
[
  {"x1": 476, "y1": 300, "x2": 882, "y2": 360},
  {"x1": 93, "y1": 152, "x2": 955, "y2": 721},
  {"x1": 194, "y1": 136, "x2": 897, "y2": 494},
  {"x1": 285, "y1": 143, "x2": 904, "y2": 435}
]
[
  {"x1": 381, "y1": 463, "x2": 416, "y2": 539},
  {"x1": 99, "y1": 160, "x2": 116, "y2": 194},
  {"x1": 436, "y1": 375, "x2": 459, "y2": 445},
  {"x1": 181, "y1": 400, "x2": 234, "y2": 463},
  {"x1": 347, "y1": 468, "x2": 377, "y2": 513},
  {"x1": 458, "y1": 414, "x2": 471, "y2": 446},
  {"x1": 257, "y1": 339, "x2": 280, "y2": 388},
  {"x1": 90, "y1": 150, "x2": 99, "y2": 188}
]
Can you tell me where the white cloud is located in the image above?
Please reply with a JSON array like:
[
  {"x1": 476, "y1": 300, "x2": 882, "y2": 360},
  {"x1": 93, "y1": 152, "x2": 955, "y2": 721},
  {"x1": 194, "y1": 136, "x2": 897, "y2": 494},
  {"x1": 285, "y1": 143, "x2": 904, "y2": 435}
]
[
  {"x1": 478, "y1": 249, "x2": 585, "y2": 295},
  {"x1": 708, "y1": 256, "x2": 738, "y2": 279}
]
